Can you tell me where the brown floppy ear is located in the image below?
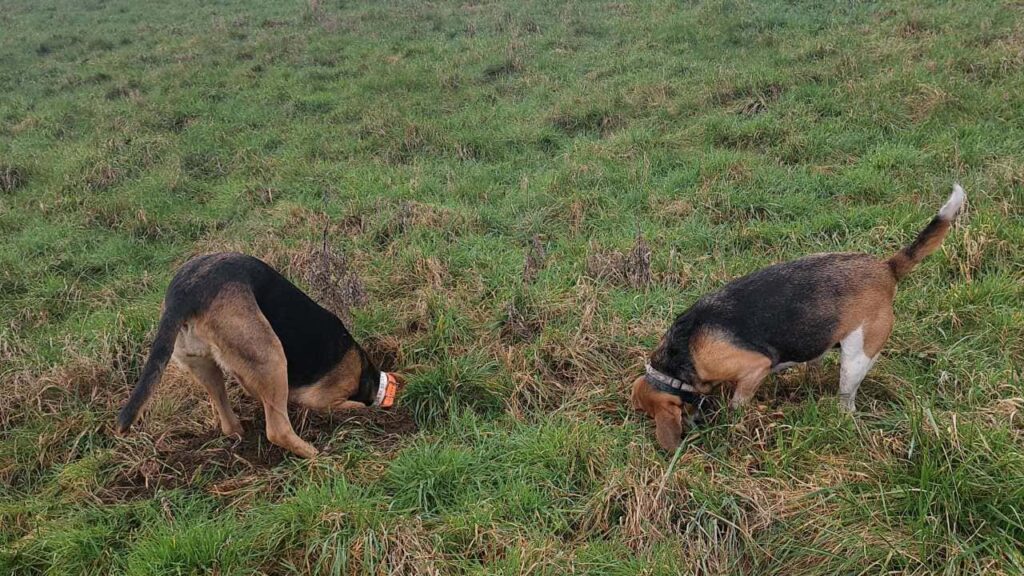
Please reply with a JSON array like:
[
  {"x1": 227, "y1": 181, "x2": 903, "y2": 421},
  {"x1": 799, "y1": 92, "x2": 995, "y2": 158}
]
[
  {"x1": 653, "y1": 404, "x2": 683, "y2": 452},
  {"x1": 630, "y1": 375, "x2": 647, "y2": 411}
]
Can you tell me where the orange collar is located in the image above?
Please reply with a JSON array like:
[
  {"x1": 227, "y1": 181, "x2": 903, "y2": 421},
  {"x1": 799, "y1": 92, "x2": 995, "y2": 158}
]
[{"x1": 374, "y1": 372, "x2": 398, "y2": 408}]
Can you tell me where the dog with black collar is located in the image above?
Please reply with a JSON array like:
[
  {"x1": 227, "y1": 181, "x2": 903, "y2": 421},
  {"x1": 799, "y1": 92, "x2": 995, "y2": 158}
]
[
  {"x1": 632, "y1": 184, "x2": 966, "y2": 451},
  {"x1": 116, "y1": 252, "x2": 406, "y2": 458}
]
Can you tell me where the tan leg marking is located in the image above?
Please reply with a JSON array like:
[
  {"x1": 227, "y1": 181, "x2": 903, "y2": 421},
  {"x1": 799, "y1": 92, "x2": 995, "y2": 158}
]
[
  {"x1": 862, "y1": 307, "x2": 895, "y2": 357},
  {"x1": 288, "y1": 348, "x2": 363, "y2": 412},
  {"x1": 803, "y1": 259, "x2": 899, "y2": 412},
  {"x1": 691, "y1": 331, "x2": 772, "y2": 408},
  {"x1": 729, "y1": 364, "x2": 772, "y2": 408},
  {"x1": 196, "y1": 287, "x2": 318, "y2": 458},
  {"x1": 335, "y1": 400, "x2": 370, "y2": 410}
]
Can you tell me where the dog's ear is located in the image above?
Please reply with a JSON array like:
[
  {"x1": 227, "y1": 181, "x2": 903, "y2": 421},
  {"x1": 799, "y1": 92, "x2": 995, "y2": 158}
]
[{"x1": 653, "y1": 404, "x2": 683, "y2": 452}]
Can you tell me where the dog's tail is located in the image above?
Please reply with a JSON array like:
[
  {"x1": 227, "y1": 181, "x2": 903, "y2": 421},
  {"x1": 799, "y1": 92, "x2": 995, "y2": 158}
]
[
  {"x1": 115, "y1": 306, "x2": 185, "y2": 434},
  {"x1": 886, "y1": 183, "x2": 965, "y2": 281}
]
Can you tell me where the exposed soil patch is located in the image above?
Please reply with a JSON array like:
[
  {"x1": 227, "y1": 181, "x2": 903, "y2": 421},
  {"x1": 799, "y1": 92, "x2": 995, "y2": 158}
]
[
  {"x1": 360, "y1": 335, "x2": 403, "y2": 371},
  {"x1": 296, "y1": 405, "x2": 419, "y2": 443},
  {"x1": 104, "y1": 403, "x2": 417, "y2": 502},
  {"x1": 102, "y1": 427, "x2": 285, "y2": 502}
]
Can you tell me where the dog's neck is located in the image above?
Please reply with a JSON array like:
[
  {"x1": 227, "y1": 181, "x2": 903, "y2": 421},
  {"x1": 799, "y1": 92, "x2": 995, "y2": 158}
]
[
  {"x1": 645, "y1": 362, "x2": 693, "y2": 390},
  {"x1": 649, "y1": 344, "x2": 697, "y2": 390},
  {"x1": 649, "y1": 315, "x2": 700, "y2": 402},
  {"x1": 351, "y1": 349, "x2": 384, "y2": 406}
]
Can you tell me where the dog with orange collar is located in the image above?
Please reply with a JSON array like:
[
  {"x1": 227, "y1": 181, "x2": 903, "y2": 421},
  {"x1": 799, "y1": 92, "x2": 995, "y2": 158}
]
[
  {"x1": 632, "y1": 184, "x2": 966, "y2": 451},
  {"x1": 116, "y1": 252, "x2": 407, "y2": 458}
]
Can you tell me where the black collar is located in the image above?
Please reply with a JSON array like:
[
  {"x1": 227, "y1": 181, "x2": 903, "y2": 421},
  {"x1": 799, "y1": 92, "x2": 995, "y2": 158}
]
[{"x1": 645, "y1": 363, "x2": 704, "y2": 405}]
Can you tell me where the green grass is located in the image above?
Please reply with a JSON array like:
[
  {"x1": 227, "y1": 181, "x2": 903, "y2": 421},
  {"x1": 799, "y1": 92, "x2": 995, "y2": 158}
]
[{"x1": 2, "y1": 0, "x2": 1023, "y2": 573}]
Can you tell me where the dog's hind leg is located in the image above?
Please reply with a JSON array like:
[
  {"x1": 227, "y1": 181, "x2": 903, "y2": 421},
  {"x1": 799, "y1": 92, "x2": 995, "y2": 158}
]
[
  {"x1": 838, "y1": 311, "x2": 892, "y2": 412},
  {"x1": 199, "y1": 288, "x2": 318, "y2": 458},
  {"x1": 838, "y1": 329, "x2": 874, "y2": 412},
  {"x1": 175, "y1": 351, "x2": 242, "y2": 437}
]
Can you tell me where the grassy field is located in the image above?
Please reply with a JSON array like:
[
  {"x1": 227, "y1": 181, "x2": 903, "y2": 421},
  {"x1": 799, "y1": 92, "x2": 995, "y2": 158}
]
[{"x1": 2, "y1": 0, "x2": 1023, "y2": 573}]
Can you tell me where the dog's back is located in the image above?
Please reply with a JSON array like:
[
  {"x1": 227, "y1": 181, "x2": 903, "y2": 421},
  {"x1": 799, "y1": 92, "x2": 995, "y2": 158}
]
[{"x1": 690, "y1": 252, "x2": 895, "y2": 364}]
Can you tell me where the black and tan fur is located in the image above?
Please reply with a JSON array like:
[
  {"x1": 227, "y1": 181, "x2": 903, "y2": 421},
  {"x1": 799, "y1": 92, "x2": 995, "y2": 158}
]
[
  {"x1": 116, "y1": 252, "x2": 407, "y2": 458},
  {"x1": 633, "y1": 185, "x2": 966, "y2": 451}
]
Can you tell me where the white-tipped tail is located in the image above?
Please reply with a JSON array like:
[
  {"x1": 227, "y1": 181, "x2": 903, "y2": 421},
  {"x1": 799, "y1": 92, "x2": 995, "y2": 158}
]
[
  {"x1": 886, "y1": 182, "x2": 965, "y2": 281},
  {"x1": 938, "y1": 183, "x2": 966, "y2": 221}
]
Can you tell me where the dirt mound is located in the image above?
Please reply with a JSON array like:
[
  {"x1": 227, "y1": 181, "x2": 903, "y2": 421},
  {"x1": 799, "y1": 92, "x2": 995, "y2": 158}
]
[{"x1": 104, "y1": 403, "x2": 416, "y2": 502}]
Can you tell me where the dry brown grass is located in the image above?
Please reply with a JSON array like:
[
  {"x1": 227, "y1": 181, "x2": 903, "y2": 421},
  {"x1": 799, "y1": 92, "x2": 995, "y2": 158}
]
[
  {"x1": 290, "y1": 235, "x2": 368, "y2": 322},
  {"x1": 585, "y1": 233, "x2": 652, "y2": 289},
  {"x1": 0, "y1": 164, "x2": 28, "y2": 194},
  {"x1": 522, "y1": 234, "x2": 546, "y2": 285}
]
